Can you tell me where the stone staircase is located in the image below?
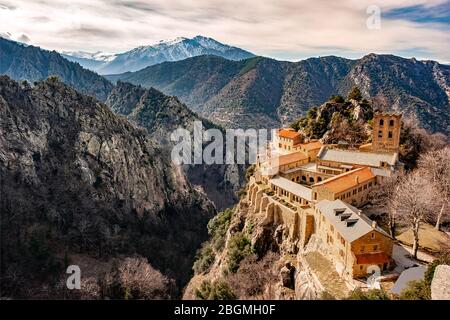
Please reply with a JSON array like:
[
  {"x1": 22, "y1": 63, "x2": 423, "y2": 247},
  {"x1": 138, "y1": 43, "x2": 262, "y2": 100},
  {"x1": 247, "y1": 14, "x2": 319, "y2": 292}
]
[{"x1": 302, "y1": 251, "x2": 350, "y2": 299}]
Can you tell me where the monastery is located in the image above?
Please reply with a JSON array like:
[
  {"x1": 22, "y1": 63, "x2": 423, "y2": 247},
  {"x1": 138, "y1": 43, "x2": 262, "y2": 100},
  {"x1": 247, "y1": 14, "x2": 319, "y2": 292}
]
[{"x1": 247, "y1": 111, "x2": 401, "y2": 280}]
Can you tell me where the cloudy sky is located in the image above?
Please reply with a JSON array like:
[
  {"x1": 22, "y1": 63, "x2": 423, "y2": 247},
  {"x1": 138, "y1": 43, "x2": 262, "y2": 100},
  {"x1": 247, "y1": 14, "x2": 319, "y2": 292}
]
[{"x1": 0, "y1": 0, "x2": 449, "y2": 62}]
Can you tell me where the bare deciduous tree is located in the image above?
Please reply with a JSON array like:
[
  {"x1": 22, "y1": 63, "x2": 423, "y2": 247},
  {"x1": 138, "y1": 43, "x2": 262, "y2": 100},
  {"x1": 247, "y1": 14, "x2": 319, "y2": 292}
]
[
  {"x1": 227, "y1": 252, "x2": 279, "y2": 299},
  {"x1": 368, "y1": 171, "x2": 404, "y2": 238},
  {"x1": 418, "y1": 147, "x2": 450, "y2": 230},
  {"x1": 390, "y1": 170, "x2": 439, "y2": 259},
  {"x1": 115, "y1": 257, "x2": 172, "y2": 299}
]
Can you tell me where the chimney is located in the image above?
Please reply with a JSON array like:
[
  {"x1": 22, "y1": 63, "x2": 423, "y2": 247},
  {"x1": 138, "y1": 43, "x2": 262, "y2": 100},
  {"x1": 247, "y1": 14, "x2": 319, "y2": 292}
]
[{"x1": 372, "y1": 221, "x2": 377, "y2": 229}]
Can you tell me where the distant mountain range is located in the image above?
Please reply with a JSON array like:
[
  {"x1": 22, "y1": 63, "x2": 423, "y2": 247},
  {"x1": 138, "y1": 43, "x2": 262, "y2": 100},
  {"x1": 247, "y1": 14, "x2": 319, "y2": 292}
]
[
  {"x1": 0, "y1": 37, "x2": 113, "y2": 100},
  {"x1": 107, "y1": 54, "x2": 450, "y2": 134},
  {"x1": 1, "y1": 35, "x2": 449, "y2": 135},
  {"x1": 62, "y1": 36, "x2": 255, "y2": 74}
]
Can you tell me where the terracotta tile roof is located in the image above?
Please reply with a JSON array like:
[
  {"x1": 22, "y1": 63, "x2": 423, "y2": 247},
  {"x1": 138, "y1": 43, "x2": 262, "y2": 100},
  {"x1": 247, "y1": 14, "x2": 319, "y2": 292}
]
[
  {"x1": 355, "y1": 253, "x2": 390, "y2": 265},
  {"x1": 278, "y1": 151, "x2": 309, "y2": 166},
  {"x1": 301, "y1": 141, "x2": 323, "y2": 151},
  {"x1": 278, "y1": 129, "x2": 301, "y2": 139},
  {"x1": 313, "y1": 167, "x2": 375, "y2": 194}
]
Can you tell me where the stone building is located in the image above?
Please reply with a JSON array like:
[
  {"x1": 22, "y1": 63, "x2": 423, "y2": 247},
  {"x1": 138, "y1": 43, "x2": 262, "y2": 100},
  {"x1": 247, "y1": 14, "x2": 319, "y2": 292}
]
[
  {"x1": 371, "y1": 111, "x2": 402, "y2": 153},
  {"x1": 314, "y1": 200, "x2": 393, "y2": 278},
  {"x1": 312, "y1": 167, "x2": 378, "y2": 207},
  {"x1": 276, "y1": 129, "x2": 303, "y2": 152},
  {"x1": 248, "y1": 112, "x2": 402, "y2": 281}
]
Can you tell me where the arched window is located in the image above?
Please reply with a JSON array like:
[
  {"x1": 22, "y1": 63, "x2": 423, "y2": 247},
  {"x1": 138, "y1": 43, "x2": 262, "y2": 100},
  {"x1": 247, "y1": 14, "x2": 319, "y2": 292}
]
[
  {"x1": 309, "y1": 177, "x2": 315, "y2": 183},
  {"x1": 318, "y1": 177, "x2": 322, "y2": 182},
  {"x1": 389, "y1": 119, "x2": 394, "y2": 126},
  {"x1": 302, "y1": 176, "x2": 306, "y2": 181},
  {"x1": 296, "y1": 177, "x2": 300, "y2": 182},
  {"x1": 379, "y1": 119, "x2": 384, "y2": 126}
]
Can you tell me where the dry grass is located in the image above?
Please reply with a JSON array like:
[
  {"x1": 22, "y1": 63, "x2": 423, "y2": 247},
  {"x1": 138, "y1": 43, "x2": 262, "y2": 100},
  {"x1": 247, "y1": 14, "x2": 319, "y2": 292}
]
[{"x1": 397, "y1": 223, "x2": 450, "y2": 253}]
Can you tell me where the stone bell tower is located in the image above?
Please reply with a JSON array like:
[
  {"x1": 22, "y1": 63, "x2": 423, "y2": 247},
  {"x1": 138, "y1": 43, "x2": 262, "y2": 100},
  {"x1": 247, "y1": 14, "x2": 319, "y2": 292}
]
[{"x1": 372, "y1": 111, "x2": 402, "y2": 153}]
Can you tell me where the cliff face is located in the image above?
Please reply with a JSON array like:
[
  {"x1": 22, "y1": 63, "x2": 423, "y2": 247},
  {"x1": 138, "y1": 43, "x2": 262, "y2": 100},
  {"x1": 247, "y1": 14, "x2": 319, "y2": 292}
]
[
  {"x1": 183, "y1": 181, "x2": 352, "y2": 300},
  {"x1": 0, "y1": 76, "x2": 215, "y2": 298},
  {"x1": 105, "y1": 81, "x2": 246, "y2": 210}
]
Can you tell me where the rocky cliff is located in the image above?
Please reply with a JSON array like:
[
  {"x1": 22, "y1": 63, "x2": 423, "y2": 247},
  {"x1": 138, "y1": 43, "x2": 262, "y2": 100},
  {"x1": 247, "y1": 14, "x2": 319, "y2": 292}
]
[
  {"x1": 105, "y1": 81, "x2": 246, "y2": 210},
  {"x1": 0, "y1": 76, "x2": 215, "y2": 298}
]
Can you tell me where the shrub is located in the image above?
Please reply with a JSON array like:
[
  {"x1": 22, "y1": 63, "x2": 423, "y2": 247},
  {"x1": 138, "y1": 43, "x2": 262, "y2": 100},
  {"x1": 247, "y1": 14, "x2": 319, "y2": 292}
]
[
  {"x1": 399, "y1": 280, "x2": 430, "y2": 300},
  {"x1": 195, "y1": 280, "x2": 236, "y2": 300},
  {"x1": 227, "y1": 232, "x2": 253, "y2": 273},
  {"x1": 345, "y1": 288, "x2": 390, "y2": 300},
  {"x1": 320, "y1": 291, "x2": 337, "y2": 300},
  {"x1": 208, "y1": 209, "x2": 233, "y2": 251},
  {"x1": 47, "y1": 75, "x2": 60, "y2": 82},
  {"x1": 330, "y1": 95, "x2": 345, "y2": 103},
  {"x1": 347, "y1": 86, "x2": 363, "y2": 101},
  {"x1": 245, "y1": 165, "x2": 256, "y2": 182},
  {"x1": 193, "y1": 244, "x2": 215, "y2": 274}
]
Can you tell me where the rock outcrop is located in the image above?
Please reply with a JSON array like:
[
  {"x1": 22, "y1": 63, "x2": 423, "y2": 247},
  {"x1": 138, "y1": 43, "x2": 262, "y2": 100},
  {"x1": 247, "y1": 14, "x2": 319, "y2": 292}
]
[
  {"x1": 105, "y1": 81, "x2": 246, "y2": 210},
  {"x1": 431, "y1": 265, "x2": 450, "y2": 300},
  {"x1": 0, "y1": 76, "x2": 215, "y2": 298}
]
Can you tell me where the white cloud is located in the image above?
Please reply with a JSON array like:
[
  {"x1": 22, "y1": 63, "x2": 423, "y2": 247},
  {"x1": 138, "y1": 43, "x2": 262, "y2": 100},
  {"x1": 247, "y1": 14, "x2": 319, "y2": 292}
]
[{"x1": 0, "y1": 0, "x2": 449, "y2": 62}]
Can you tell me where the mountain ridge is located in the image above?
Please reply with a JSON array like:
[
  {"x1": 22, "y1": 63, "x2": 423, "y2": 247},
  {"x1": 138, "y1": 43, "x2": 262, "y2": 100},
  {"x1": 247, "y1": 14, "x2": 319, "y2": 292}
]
[
  {"x1": 0, "y1": 37, "x2": 114, "y2": 101},
  {"x1": 63, "y1": 36, "x2": 255, "y2": 74},
  {"x1": 107, "y1": 54, "x2": 450, "y2": 134}
]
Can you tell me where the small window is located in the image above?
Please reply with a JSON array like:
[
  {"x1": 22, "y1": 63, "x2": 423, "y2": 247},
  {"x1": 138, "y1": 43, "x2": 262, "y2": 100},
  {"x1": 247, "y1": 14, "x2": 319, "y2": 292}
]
[
  {"x1": 309, "y1": 177, "x2": 315, "y2": 183},
  {"x1": 371, "y1": 232, "x2": 375, "y2": 239},
  {"x1": 388, "y1": 131, "x2": 393, "y2": 139},
  {"x1": 373, "y1": 245, "x2": 378, "y2": 251},
  {"x1": 379, "y1": 119, "x2": 384, "y2": 126},
  {"x1": 389, "y1": 119, "x2": 394, "y2": 126},
  {"x1": 378, "y1": 130, "x2": 383, "y2": 138}
]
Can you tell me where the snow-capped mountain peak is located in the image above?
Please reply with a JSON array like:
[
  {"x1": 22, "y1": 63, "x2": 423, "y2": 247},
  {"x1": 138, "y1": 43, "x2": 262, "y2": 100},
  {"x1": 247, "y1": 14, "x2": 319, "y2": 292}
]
[
  {"x1": 62, "y1": 35, "x2": 255, "y2": 75},
  {"x1": 61, "y1": 50, "x2": 116, "y2": 62}
]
